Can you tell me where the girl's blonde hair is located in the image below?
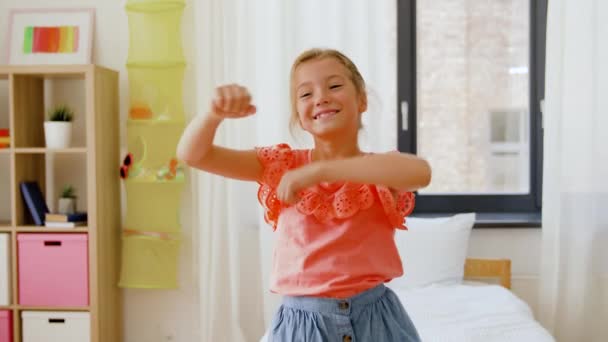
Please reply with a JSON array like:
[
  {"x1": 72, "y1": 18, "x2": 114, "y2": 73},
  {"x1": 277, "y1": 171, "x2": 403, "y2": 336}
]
[{"x1": 289, "y1": 48, "x2": 367, "y2": 133}]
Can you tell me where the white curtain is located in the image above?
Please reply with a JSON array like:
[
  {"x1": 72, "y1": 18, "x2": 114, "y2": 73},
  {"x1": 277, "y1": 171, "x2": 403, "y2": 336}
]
[
  {"x1": 193, "y1": 0, "x2": 397, "y2": 341},
  {"x1": 193, "y1": 0, "x2": 264, "y2": 341},
  {"x1": 538, "y1": 0, "x2": 608, "y2": 341}
]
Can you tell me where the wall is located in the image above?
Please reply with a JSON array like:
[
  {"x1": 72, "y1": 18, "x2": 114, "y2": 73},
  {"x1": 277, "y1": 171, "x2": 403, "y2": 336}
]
[
  {"x1": 468, "y1": 228, "x2": 541, "y2": 315},
  {"x1": 0, "y1": 1, "x2": 199, "y2": 341}
]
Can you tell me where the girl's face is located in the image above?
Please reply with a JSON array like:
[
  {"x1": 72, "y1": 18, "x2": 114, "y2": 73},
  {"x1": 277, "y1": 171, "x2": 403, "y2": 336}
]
[{"x1": 293, "y1": 57, "x2": 366, "y2": 139}]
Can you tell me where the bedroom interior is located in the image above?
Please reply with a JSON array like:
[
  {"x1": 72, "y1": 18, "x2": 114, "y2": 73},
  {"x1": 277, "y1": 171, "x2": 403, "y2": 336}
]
[{"x1": 0, "y1": 0, "x2": 606, "y2": 341}]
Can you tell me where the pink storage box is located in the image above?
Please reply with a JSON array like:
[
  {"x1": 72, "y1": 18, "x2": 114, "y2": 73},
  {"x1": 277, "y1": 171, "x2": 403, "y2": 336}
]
[
  {"x1": 18, "y1": 234, "x2": 89, "y2": 307},
  {"x1": 0, "y1": 310, "x2": 12, "y2": 342}
]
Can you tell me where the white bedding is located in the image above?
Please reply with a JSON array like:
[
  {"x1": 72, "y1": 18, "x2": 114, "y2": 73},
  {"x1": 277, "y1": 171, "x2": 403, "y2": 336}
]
[{"x1": 392, "y1": 283, "x2": 555, "y2": 342}]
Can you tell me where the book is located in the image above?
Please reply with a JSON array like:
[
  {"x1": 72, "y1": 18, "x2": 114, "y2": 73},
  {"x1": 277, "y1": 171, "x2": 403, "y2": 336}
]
[
  {"x1": 44, "y1": 221, "x2": 86, "y2": 228},
  {"x1": 45, "y1": 212, "x2": 88, "y2": 223},
  {"x1": 20, "y1": 181, "x2": 49, "y2": 226}
]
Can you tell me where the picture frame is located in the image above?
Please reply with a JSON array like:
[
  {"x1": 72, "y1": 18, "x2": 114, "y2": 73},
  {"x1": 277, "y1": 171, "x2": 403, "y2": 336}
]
[{"x1": 5, "y1": 8, "x2": 95, "y2": 65}]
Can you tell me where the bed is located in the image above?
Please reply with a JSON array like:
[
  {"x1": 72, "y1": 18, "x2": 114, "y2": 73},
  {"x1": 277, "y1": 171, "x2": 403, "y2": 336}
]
[{"x1": 388, "y1": 257, "x2": 555, "y2": 342}]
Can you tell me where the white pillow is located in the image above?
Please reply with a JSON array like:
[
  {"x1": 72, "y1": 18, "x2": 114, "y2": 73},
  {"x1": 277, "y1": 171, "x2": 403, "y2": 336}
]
[{"x1": 388, "y1": 213, "x2": 475, "y2": 290}]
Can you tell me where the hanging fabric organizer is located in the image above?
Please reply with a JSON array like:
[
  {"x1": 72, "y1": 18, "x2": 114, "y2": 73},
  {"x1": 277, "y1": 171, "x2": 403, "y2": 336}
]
[{"x1": 119, "y1": 0, "x2": 186, "y2": 289}]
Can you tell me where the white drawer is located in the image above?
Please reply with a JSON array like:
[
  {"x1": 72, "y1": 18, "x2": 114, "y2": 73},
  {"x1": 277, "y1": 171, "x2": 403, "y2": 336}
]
[
  {"x1": 0, "y1": 234, "x2": 9, "y2": 306},
  {"x1": 22, "y1": 311, "x2": 90, "y2": 342}
]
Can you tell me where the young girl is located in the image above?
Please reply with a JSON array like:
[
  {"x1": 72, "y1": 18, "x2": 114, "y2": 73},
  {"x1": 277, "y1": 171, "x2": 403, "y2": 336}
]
[{"x1": 177, "y1": 48, "x2": 431, "y2": 342}]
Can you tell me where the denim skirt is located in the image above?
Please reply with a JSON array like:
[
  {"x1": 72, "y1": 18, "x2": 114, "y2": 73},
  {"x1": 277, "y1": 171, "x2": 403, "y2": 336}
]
[{"x1": 268, "y1": 284, "x2": 421, "y2": 342}]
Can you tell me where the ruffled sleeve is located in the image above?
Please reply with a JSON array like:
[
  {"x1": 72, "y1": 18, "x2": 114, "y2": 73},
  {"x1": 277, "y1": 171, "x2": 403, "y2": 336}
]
[
  {"x1": 376, "y1": 186, "x2": 416, "y2": 230},
  {"x1": 255, "y1": 144, "x2": 417, "y2": 230},
  {"x1": 255, "y1": 143, "x2": 296, "y2": 230}
]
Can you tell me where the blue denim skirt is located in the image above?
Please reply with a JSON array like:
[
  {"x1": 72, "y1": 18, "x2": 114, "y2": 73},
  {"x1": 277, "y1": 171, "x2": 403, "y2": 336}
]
[{"x1": 268, "y1": 284, "x2": 421, "y2": 342}]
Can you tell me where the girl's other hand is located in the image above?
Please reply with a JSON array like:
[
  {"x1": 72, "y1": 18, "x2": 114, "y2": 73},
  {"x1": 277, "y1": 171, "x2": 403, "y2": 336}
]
[
  {"x1": 210, "y1": 84, "x2": 257, "y2": 119},
  {"x1": 277, "y1": 163, "x2": 323, "y2": 205}
]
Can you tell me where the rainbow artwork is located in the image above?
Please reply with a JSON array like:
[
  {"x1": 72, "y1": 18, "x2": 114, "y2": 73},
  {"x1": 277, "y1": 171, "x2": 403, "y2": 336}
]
[{"x1": 22, "y1": 26, "x2": 79, "y2": 54}]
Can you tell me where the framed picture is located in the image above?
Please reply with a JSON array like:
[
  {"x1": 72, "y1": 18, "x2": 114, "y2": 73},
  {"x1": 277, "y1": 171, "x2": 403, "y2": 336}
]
[{"x1": 5, "y1": 8, "x2": 95, "y2": 65}]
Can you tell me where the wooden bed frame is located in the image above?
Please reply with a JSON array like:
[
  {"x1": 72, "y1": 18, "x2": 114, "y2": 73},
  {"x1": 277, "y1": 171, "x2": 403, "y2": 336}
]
[{"x1": 464, "y1": 258, "x2": 511, "y2": 289}]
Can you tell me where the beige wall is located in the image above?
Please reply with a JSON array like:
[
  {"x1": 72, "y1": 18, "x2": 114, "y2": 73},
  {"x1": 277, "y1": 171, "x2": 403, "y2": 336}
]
[{"x1": 468, "y1": 228, "x2": 542, "y2": 316}]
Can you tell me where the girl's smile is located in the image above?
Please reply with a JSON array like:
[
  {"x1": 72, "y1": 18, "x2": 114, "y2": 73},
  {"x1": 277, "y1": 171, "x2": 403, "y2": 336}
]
[{"x1": 313, "y1": 109, "x2": 339, "y2": 121}]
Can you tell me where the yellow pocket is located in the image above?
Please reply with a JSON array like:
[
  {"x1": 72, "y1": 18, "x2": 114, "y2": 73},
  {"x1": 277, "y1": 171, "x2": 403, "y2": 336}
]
[
  {"x1": 119, "y1": 234, "x2": 180, "y2": 289},
  {"x1": 126, "y1": 0, "x2": 185, "y2": 12},
  {"x1": 124, "y1": 179, "x2": 184, "y2": 233},
  {"x1": 127, "y1": 119, "x2": 184, "y2": 171},
  {"x1": 127, "y1": 63, "x2": 186, "y2": 120},
  {"x1": 126, "y1": 0, "x2": 185, "y2": 64}
]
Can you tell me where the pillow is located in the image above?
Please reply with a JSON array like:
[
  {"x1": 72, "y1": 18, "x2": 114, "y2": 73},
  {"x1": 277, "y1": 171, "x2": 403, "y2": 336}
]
[{"x1": 387, "y1": 213, "x2": 476, "y2": 290}]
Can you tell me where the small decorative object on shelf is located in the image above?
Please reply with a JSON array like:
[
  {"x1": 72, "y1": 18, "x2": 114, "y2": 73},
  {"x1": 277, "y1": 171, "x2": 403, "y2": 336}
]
[
  {"x1": 58, "y1": 184, "x2": 77, "y2": 215},
  {"x1": 44, "y1": 211, "x2": 87, "y2": 228},
  {"x1": 0, "y1": 128, "x2": 9, "y2": 148},
  {"x1": 44, "y1": 104, "x2": 74, "y2": 149}
]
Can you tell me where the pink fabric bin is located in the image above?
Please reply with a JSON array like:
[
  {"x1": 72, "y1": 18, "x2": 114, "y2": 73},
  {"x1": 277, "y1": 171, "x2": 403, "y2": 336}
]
[
  {"x1": 0, "y1": 310, "x2": 12, "y2": 342},
  {"x1": 18, "y1": 234, "x2": 89, "y2": 307}
]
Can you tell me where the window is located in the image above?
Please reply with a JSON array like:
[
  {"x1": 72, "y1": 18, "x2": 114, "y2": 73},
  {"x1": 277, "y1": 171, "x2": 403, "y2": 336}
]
[{"x1": 397, "y1": 0, "x2": 546, "y2": 226}]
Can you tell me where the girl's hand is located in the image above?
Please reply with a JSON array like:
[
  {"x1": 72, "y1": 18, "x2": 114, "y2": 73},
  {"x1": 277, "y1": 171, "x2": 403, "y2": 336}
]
[
  {"x1": 210, "y1": 84, "x2": 257, "y2": 119},
  {"x1": 277, "y1": 163, "x2": 323, "y2": 204}
]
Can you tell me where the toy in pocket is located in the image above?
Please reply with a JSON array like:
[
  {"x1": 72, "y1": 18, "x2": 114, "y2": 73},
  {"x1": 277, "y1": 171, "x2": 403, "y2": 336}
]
[
  {"x1": 156, "y1": 158, "x2": 184, "y2": 181},
  {"x1": 129, "y1": 104, "x2": 153, "y2": 120},
  {"x1": 120, "y1": 135, "x2": 147, "y2": 179},
  {"x1": 120, "y1": 153, "x2": 141, "y2": 179}
]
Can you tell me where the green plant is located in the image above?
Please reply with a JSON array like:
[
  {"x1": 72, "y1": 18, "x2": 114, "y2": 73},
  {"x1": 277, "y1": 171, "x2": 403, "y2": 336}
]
[
  {"x1": 61, "y1": 185, "x2": 76, "y2": 198},
  {"x1": 48, "y1": 105, "x2": 74, "y2": 122}
]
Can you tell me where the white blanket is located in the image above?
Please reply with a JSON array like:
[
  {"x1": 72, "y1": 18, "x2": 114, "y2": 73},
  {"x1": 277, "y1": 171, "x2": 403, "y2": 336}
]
[{"x1": 393, "y1": 283, "x2": 555, "y2": 342}]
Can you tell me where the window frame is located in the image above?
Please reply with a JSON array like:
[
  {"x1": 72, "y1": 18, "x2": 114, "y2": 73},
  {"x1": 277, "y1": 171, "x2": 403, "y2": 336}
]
[{"x1": 397, "y1": 0, "x2": 547, "y2": 226}]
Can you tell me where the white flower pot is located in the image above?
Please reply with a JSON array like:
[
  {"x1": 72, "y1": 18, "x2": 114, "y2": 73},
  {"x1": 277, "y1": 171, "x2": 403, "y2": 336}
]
[
  {"x1": 44, "y1": 121, "x2": 72, "y2": 149},
  {"x1": 58, "y1": 198, "x2": 76, "y2": 215}
]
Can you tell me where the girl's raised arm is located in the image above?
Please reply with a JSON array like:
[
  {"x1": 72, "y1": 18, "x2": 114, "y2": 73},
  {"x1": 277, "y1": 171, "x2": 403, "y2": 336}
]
[{"x1": 176, "y1": 84, "x2": 263, "y2": 182}]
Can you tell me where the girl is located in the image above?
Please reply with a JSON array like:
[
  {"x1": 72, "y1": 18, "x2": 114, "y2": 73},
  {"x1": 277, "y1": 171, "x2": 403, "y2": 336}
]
[{"x1": 177, "y1": 48, "x2": 431, "y2": 342}]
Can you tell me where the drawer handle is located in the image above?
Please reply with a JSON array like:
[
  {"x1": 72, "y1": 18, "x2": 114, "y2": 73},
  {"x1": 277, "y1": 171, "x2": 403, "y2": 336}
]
[
  {"x1": 44, "y1": 241, "x2": 62, "y2": 246},
  {"x1": 48, "y1": 318, "x2": 66, "y2": 324}
]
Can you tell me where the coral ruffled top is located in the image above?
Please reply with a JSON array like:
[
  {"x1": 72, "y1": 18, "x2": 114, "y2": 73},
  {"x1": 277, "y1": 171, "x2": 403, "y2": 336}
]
[{"x1": 256, "y1": 143, "x2": 415, "y2": 298}]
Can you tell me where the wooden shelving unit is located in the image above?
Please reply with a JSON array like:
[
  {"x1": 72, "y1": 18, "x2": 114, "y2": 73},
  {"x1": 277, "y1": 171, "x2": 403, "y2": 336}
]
[{"x1": 0, "y1": 65, "x2": 122, "y2": 342}]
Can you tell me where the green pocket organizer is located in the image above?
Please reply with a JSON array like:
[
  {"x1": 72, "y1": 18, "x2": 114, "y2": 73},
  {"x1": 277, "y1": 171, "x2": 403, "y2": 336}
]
[
  {"x1": 124, "y1": 179, "x2": 184, "y2": 233},
  {"x1": 118, "y1": 233, "x2": 180, "y2": 289},
  {"x1": 127, "y1": 119, "x2": 184, "y2": 171},
  {"x1": 127, "y1": 63, "x2": 185, "y2": 121},
  {"x1": 126, "y1": 0, "x2": 185, "y2": 64}
]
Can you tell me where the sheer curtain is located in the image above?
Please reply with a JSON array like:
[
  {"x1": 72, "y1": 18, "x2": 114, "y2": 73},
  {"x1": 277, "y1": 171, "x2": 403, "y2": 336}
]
[
  {"x1": 193, "y1": 0, "x2": 264, "y2": 341},
  {"x1": 538, "y1": 0, "x2": 608, "y2": 341},
  {"x1": 193, "y1": 0, "x2": 398, "y2": 340}
]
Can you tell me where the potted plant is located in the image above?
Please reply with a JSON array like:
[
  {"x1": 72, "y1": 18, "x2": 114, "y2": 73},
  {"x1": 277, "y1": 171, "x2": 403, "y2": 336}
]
[
  {"x1": 44, "y1": 105, "x2": 73, "y2": 149},
  {"x1": 58, "y1": 184, "x2": 77, "y2": 215}
]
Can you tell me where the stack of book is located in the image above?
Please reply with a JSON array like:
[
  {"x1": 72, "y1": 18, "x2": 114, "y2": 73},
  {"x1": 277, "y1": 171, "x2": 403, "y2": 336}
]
[
  {"x1": 44, "y1": 212, "x2": 87, "y2": 228},
  {"x1": 0, "y1": 128, "x2": 9, "y2": 148}
]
